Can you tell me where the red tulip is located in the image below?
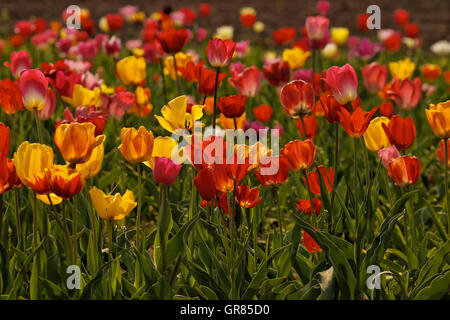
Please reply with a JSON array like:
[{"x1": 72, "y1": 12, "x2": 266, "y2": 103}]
[
  {"x1": 0, "y1": 79, "x2": 25, "y2": 115},
  {"x1": 394, "y1": 9, "x2": 409, "y2": 26},
  {"x1": 194, "y1": 168, "x2": 216, "y2": 201},
  {"x1": 296, "y1": 115, "x2": 318, "y2": 139},
  {"x1": 106, "y1": 14, "x2": 124, "y2": 31},
  {"x1": 253, "y1": 105, "x2": 273, "y2": 123},
  {"x1": 302, "y1": 231, "x2": 322, "y2": 253},
  {"x1": 382, "y1": 115, "x2": 416, "y2": 150},
  {"x1": 324, "y1": 64, "x2": 358, "y2": 104},
  {"x1": 178, "y1": 61, "x2": 204, "y2": 83},
  {"x1": 254, "y1": 156, "x2": 290, "y2": 187},
  {"x1": 384, "y1": 33, "x2": 402, "y2": 52},
  {"x1": 273, "y1": 27, "x2": 296, "y2": 45},
  {"x1": 1, "y1": 159, "x2": 22, "y2": 194},
  {"x1": 229, "y1": 66, "x2": 263, "y2": 97},
  {"x1": 218, "y1": 94, "x2": 246, "y2": 118},
  {"x1": 53, "y1": 70, "x2": 82, "y2": 98},
  {"x1": 388, "y1": 156, "x2": 421, "y2": 187},
  {"x1": 153, "y1": 157, "x2": 182, "y2": 185},
  {"x1": 316, "y1": 1, "x2": 331, "y2": 16},
  {"x1": 303, "y1": 165, "x2": 334, "y2": 195},
  {"x1": 357, "y1": 14, "x2": 370, "y2": 31},
  {"x1": 156, "y1": 28, "x2": 189, "y2": 53},
  {"x1": 378, "y1": 101, "x2": 394, "y2": 118},
  {"x1": 280, "y1": 80, "x2": 315, "y2": 119},
  {"x1": 296, "y1": 198, "x2": 322, "y2": 215},
  {"x1": 338, "y1": 106, "x2": 377, "y2": 137},
  {"x1": 361, "y1": 62, "x2": 388, "y2": 93},
  {"x1": 199, "y1": 3, "x2": 211, "y2": 17},
  {"x1": 0, "y1": 123, "x2": 10, "y2": 160},
  {"x1": 263, "y1": 61, "x2": 291, "y2": 87},
  {"x1": 318, "y1": 92, "x2": 348, "y2": 123},
  {"x1": 436, "y1": 139, "x2": 450, "y2": 165},
  {"x1": 386, "y1": 78, "x2": 422, "y2": 109},
  {"x1": 198, "y1": 67, "x2": 227, "y2": 96},
  {"x1": 404, "y1": 23, "x2": 419, "y2": 38},
  {"x1": 19, "y1": 69, "x2": 48, "y2": 111},
  {"x1": 281, "y1": 139, "x2": 315, "y2": 172},
  {"x1": 38, "y1": 88, "x2": 56, "y2": 120},
  {"x1": 236, "y1": 184, "x2": 262, "y2": 208},
  {"x1": 305, "y1": 16, "x2": 329, "y2": 40},
  {"x1": 207, "y1": 38, "x2": 235, "y2": 67}
]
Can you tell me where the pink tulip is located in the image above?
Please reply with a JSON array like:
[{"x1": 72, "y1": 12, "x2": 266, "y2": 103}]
[
  {"x1": 305, "y1": 16, "x2": 329, "y2": 40},
  {"x1": 4, "y1": 50, "x2": 31, "y2": 78},
  {"x1": 207, "y1": 38, "x2": 236, "y2": 67},
  {"x1": 378, "y1": 146, "x2": 401, "y2": 168},
  {"x1": 77, "y1": 40, "x2": 99, "y2": 60},
  {"x1": 387, "y1": 78, "x2": 422, "y2": 109},
  {"x1": 153, "y1": 157, "x2": 182, "y2": 186},
  {"x1": 38, "y1": 88, "x2": 56, "y2": 120},
  {"x1": 19, "y1": 69, "x2": 48, "y2": 111},
  {"x1": 54, "y1": 70, "x2": 82, "y2": 98},
  {"x1": 196, "y1": 27, "x2": 207, "y2": 42},
  {"x1": 104, "y1": 36, "x2": 122, "y2": 57},
  {"x1": 324, "y1": 64, "x2": 358, "y2": 104},
  {"x1": 317, "y1": 1, "x2": 331, "y2": 16},
  {"x1": 229, "y1": 66, "x2": 263, "y2": 97},
  {"x1": 116, "y1": 91, "x2": 135, "y2": 110},
  {"x1": 361, "y1": 62, "x2": 388, "y2": 93}
]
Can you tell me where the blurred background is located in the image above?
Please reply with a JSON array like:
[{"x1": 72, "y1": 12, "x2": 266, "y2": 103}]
[{"x1": 0, "y1": 0, "x2": 448, "y2": 45}]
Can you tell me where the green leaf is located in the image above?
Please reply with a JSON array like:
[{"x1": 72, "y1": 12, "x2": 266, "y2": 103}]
[{"x1": 413, "y1": 270, "x2": 450, "y2": 300}]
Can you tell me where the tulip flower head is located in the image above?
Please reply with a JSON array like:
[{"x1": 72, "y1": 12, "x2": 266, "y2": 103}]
[
  {"x1": 118, "y1": 126, "x2": 154, "y2": 164},
  {"x1": 54, "y1": 122, "x2": 105, "y2": 165},
  {"x1": 282, "y1": 47, "x2": 311, "y2": 70},
  {"x1": 303, "y1": 165, "x2": 334, "y2": 195},
  {"x1": 389, "y1": 58, "x2": 415, "y2": 80},
  {"x1": 361, "y1": 62, "x2": 388, "y2": 93},
  {"x1": 363, "y1": 117, "x2": 391, "y2": 152},
  {"x1": 116, "y1": 55, "x2": 146, "y2": 85},
  {"x1": 5, "y1": 50, "x2": 31, "y2": 78},
  {"x1": 296, "y1": 115, "x2": 318, "y2": 139},
  {"x1": 425, "y1": 100, "x2": 450, "y2": 139},
  {"x1": 305, "y1": 16, "x2": 330, "y2": 40},
  {"x1": 236, "y1": 184, "x2": 262, "y2": 208},
  {"x1": 89, "y1": 187, "x2": 137, "y2": 221},
  {"x1": 46, "y1": 165, "x2": 84, "y2": 199},
  {"x1": 436, "y1": 139, "x2": 450, "y2": 165},
  {"x1": 386, "y1": 78, "x2": 421, "y2": 109},
  {"x1": 324, "y1": 64, "x2": 358, "y2": 105},
  {"x1": 382, "y1": 115, "x2": 416, "y2": 150},
  {"x1": 263, "y1": 61, "x2": 291, "y2": 87},
  {"x1": 280, "y1": 80, "x2": 315, "y2": 119},
  {"x1": 76, "y1": 138, "x2": 104, "y2": 179},
  {"x1": 388, "y1": 156, "x2": 421, "y2": 187},
  {"x1": 194, "y1": 168, "x2": 216, "y2": 201},
  {"x1": 302, "y1": 231, "x2": 322, "y2": 253},
  {"x1": 19, "y1": 69, "x2": 49, "y2": 111},
  {"x1": 153, "y1": 157, "x2": 182, "y2": 185},
  {"x1": 338, "y1": 106, "x2": 377, "y2": 138},
  {"x1": 281, "y1": 139, "x2": 315, "y2": 172},
  {"x1": 296, "y1": 198, "x2": 322, "y2": 215},
  {"x1": 218, "y1": 94, "x2": 246, "y2": 118},
  {"x1": 156, "y1": 28, "x2": 189, "y2": 53},
  {"x1": 155, "y1": 95, "x2": 204, "y2": 133},
  {"x1": 254, "y1": 156, "x2": 290, "y2": 187},
  {"x1": 378, "y1": 146, "x2": 401, "y2": 168},
  {"x1": 228, "y1": 66, "x2": 263, "y2": 97},
  {"x1": 253, "y1": 105, "x2": 273, "y2": 123},
  {"x1": 207, "y1": 38, "x2": 236, "y2": 67}
]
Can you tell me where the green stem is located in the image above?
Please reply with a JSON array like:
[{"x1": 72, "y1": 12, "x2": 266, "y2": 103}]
[
  {"x1": 108, "y1": 220, "x2": 113, "y2": 262},
  {"x1": 230, "y1": 180, "x2": 237, "y2": 299},
  {"x1": 33, "y1": 193, "x2": 38, "y2": 250},
  {"x1": 353, "y1": 138, "x2": 358, "y2": 219},
  {"x1": 212, "y1": 67, "x2": 221, "y2": 130},
  {"x1": 159, "y1": 58, "x2": 168, "y2": 105},
  {"x1": 330, "y1": 122, "x2": 339, "y2": 231},
  {"x1": 303, "y1": 171, "x2": 318, "y2": 228},
  {"x1": 272, "y1": 187, "x2": 283, "y2": 244},
  {"x1": 14, "y1": 188, "x2": 22, "y2": 248},
  {"x1": 0, "y1": 194, "x2": 3, "y2": 242},
  {"x1": 72, "y1": 196, "x2": 78, "y2": 264},
  {"x1": 47, "y1": 195, "x2": 73, "y2": 263},
  {"x1": 172, "y1": 53, "x2": 181, "y2": 95},
  {"x1": 136, "y1": 163, "x2": 142, "y2": 252},
  {"x1": 445, "y1": 140, "x2": 450, "y2": 235},
  {"x1": 34, "y1": 110, "x2": 43, "y2": 143}
]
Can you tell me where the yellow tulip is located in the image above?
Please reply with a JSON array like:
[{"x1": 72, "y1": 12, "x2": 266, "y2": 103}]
[
  {"x1": 89, "y1": 187, "x2": 137, "y2": 221},
  {"x1": 363, "y1": 117, "x2": 391, "y2": 152},
  {"x1": 14, "y1": 142, "x2": 53, "y2": 190},
  {"x1": 62, "y1": 84, "x2": 101, "y2": 108},
  {"x1": 331, "y1": 27, "x2": 350, "y2": 45},
  {"x1": 389, "y1": 58, "x2": 415, "y2": 80},
  {"x1": 155, "y1": 95, "x2": 204, "y2": 133},
  {"x1": 218, "y1": 112, "x2": 246, "y2": 129},
  {"x1": 164, "y1": 52, "x2": 194, "y2": 80},
  {"x1": 54, "y1": 122, "x2": 105, "y2": 165},
  {"x1": 76, "y1": 138, "x2": 105, "y2": 179},
  {"x1": 426, "y1": 100, "x2": 450, "y2": 138},
  {"x1": 282, "y1": 47, "x2": 311, "y2": 70},
  {"x1": 118, "y1": 126, "x2": 154, "y2": 164},
  {"x1": 215, "y1": 25, "x2": 234, "y2": 40},
  {"x1": 116, "y1": 55, "x2": 146, "y2": 85},
  {"x1": 37, "y1": 193, "x2": 63, "y2": 205}
]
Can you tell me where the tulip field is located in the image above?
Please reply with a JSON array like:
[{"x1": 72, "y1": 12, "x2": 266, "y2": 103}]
[{"x1": 0, "y1": 2, "x2": 449, "y2": 302}]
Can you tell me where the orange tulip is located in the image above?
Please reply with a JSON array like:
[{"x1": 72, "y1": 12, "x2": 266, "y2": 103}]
[
  {"x1": 303, "y1": 166, "x2": 334, "y2": 195},
  {"x1": 46, "y1": 165, "x2": 84, "y2": 199},
  {"x1": 426, "y1": 100, "x2": 450, "y2": 139},
  {"x1": 254, "y1": 156, "x2": 290, "y2": 187},
  {"x1": 54, "y1": 122, "x2": 105, "y2": 165},
  {"x1": 118, "y1": 126, "x2": 154, "y2": 164},
  {"x1": 281, "y1": 139, "x2": 315, "y2": 172},
  {"x1": 236, "y1": 184, "x2": 262, "y2": 208},
  {"x1": 302, "y1": 231, "x2": 322, "y2": 253},
  {"x1": 388, "y1": 156, "x2": 421, "y2": 187},
  {"x1": 296, "y1": 115, "x2": 318, "y2": 139},
  {"x1": 338, "y1": 106, "x2": 377, "y2": 137}
]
